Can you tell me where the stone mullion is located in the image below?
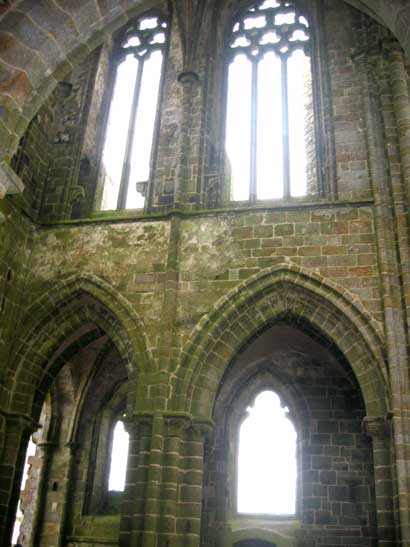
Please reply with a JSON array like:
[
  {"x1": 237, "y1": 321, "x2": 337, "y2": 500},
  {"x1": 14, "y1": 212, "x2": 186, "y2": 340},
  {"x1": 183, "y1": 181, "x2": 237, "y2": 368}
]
[
  {"x1": 363, "y1": 417, "x2": 396, "y2": 546},
  {"x1": 355, "y1": 50, "x2": 410, "y2": 544}
]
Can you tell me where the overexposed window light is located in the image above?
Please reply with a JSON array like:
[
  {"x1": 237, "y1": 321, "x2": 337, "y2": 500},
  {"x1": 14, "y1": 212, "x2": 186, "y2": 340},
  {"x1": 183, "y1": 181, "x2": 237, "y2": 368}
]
[
  {"x1": 237, "y1": 391, "x2": 297, "y2": 515},
  {"x1": 108, "y1": 420, "x2": 129, "y2": 491}
]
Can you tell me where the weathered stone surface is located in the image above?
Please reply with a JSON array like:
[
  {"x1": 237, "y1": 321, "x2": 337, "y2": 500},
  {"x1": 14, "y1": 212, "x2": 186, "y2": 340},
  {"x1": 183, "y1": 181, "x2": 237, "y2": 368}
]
[{"x1": 0, "y1": 2, "x2": 409, "y2": 547}]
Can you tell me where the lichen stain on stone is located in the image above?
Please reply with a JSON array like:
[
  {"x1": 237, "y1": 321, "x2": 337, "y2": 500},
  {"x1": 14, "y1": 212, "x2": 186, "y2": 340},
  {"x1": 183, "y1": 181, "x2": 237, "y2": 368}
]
[
  {"x1": 179, "y1": 218, "x2": 235, "y2": 277},
  {"x1": 31, "y1": 222, "x2": 171, "y2": 288}
]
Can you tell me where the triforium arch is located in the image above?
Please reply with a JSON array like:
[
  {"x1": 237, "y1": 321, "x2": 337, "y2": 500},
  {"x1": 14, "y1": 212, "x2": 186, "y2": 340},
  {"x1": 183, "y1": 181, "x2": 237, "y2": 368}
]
[
  {"x1": 0, "y1": 0, "x2": 410, "y2": 168},
  {"x1": 0, "y1": 273, "x2": 151, "y2": 546},
  {"x1": 175, "y1": 264, "x2": 388, "y2": 419},
  {"x1": 5, "y1": 272, "x2": 152, "y2": 417}
]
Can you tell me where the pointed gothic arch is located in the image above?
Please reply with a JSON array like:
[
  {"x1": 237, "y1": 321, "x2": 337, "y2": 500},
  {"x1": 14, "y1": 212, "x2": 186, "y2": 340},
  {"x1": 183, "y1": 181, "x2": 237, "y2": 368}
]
[
  {"x1": 175, "y1": 264, "x2": 388, "y2": 418},
  {"x1": 6, "y1": 273, "x2": 152, "y2": 417}
]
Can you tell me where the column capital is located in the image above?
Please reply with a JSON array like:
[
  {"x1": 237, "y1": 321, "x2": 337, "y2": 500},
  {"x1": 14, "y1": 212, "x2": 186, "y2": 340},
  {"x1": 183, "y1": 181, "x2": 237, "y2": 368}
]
[
  {"x1": 362, "y1": 415, "x2": 391, "y2": 440},
  {"x1": 164, "y1": 413, "x2": 192, "y2": 437}
]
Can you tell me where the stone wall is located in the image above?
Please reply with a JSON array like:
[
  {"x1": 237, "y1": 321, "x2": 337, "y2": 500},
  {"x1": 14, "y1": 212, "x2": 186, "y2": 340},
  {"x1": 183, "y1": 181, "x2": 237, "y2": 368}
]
[
  {"x1": 0, "y1": 1, "x2": 409, "y2": 546},
  {"x1": 202, "y1": 326, "x2": 377, "y2": 546}
]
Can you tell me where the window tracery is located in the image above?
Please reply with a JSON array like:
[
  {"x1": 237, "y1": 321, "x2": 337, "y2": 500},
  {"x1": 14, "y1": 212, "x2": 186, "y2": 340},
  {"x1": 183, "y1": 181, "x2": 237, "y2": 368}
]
[
  {"x1": 99, "y1": 13, "x2": 168, "y2": 211},
  {"x1": 225, "y1": 0, "x2": 317, "y2": 202}
]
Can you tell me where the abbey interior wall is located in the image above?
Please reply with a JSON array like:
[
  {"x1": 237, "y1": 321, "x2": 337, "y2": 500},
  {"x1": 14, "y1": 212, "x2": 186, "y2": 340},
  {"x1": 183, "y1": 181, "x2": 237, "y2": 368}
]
[{"x1": 0, "y1": 0, "x2": 410, "y2": 546}]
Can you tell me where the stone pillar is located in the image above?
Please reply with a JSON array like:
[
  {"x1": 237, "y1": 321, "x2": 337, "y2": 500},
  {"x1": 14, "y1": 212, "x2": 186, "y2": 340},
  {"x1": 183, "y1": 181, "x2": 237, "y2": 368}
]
[
  {"x1": 119, "y1": 413, "x2": 212, "y2": 547},
  {"x1": 388, "y1": 45, "x2": 410, "y2": 215},
  {"x1": 177, "y1": 420, "x2": 212, "y2": 547},
  {"x1": 56, "y1": 441, "x2": 79, "y2": 547},
  {"x1": 386, "y1": 42, "x2": 410, "y2": 341},
  {"x1": 385, "y1": 43, "x2": 410, "y2": 547},
  {"x1": 0, "y1": 413, "x2": 40, "y2": 547},
  {"x1": 355, "y1": 45, "x2": 410, "y2": 546},
  {"x1": 29, "y1": 441, "x2": 55, "y2": 547},
  {"x1": 174, "y1": 72, "x2": 201, "y2": 209},
  {"x1": 363, "y1": 416, "x2": 397, "y2": 546},
  {"x1": 120, "y1": 414, "x2": 154, "y2": 547}
]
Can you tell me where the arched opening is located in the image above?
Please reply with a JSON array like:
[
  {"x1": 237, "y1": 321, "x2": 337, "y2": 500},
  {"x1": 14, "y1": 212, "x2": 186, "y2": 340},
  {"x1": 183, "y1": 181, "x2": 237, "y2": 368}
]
[
  {"x1": 5, "y1": 290, "x2": 138, "y2": 547},
  {"x1": 202, "y1": 320, "x2": 377, "y2": 546},
  {"x1": 237, "y1": 390, "x2": 297, "y2": 515}
]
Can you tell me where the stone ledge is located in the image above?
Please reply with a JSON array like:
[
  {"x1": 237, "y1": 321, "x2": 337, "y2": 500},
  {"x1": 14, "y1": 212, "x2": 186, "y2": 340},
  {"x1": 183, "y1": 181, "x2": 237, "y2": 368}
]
[{"x1": 0, "y1": 162, "x2": 24, "y2": 198}]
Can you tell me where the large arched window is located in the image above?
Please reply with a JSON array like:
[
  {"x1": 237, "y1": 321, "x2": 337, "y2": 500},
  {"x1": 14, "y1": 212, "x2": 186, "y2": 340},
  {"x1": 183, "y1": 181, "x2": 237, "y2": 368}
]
[
  {"x1": 225, "y1": 0, "x2": 316, "y2": 202},
  {"x1": 99, "y1": 12, "x2": 168, "y2": 211},
  {"x1": 237, "y1": 390, "x2": 297, "y2": 515}
]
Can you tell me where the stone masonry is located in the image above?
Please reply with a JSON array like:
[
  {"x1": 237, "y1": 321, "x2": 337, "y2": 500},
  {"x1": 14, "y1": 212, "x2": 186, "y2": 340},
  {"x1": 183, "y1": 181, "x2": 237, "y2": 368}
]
[{"x1": 0, "y1": 1, "x2": 410, "y2": 547}]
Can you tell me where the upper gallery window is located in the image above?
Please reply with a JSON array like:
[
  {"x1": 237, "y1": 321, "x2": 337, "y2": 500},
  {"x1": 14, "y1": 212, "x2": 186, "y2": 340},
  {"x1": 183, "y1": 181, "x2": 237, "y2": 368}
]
[
  {"x1": 225, "y1": 0, "x2": 316, "y2": 202},
  {"x1": 237, "y1": 390, "x2": 297, "y2": 515},
  {"x1": 99, "y1": 13, "x2": 168, "y2": 211}
]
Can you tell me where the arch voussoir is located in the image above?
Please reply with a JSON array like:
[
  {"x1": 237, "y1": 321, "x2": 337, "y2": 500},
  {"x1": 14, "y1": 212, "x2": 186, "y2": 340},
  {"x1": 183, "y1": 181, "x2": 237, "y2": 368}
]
[
  {"x1": 5, "y1": 273, "x2": 152, "y2": 416},
  {"x1": 173, "y1": 265, "x2": 388, "y2": 420}
]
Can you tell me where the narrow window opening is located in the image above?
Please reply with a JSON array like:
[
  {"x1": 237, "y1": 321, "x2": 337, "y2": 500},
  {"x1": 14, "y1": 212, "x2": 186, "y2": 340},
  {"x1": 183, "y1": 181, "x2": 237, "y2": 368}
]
[
  {"x1": 108, "y1": 420, "x2": 129, "y2": 492},
  {"x1": 237, "y1": 391, "x2": 297, "y2": 515}
]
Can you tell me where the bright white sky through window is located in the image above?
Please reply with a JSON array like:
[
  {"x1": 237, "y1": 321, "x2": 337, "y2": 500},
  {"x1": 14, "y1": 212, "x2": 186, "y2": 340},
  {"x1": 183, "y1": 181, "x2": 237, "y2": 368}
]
[
  {"x1": 101, "y1": 48, "x2": 163, "y2": 210},
  {"x1": 108, "y1": 421, "x2": 129, "y2": 491},
  {"x1": 237, "y1": 391, "x2": 297, "y2": 515},
  {"x1": 12, "y1": 437, "x2": 37, "y2": 544},
  {"x1": 226, "y1": 55, "x2": 252, "y2": 201},
  {"x1": 225, "y1": 21, "x2": 312, "y2": 200},
  {"x1": 101, "y1": 55, "x2": 138, "y2": 210}
]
